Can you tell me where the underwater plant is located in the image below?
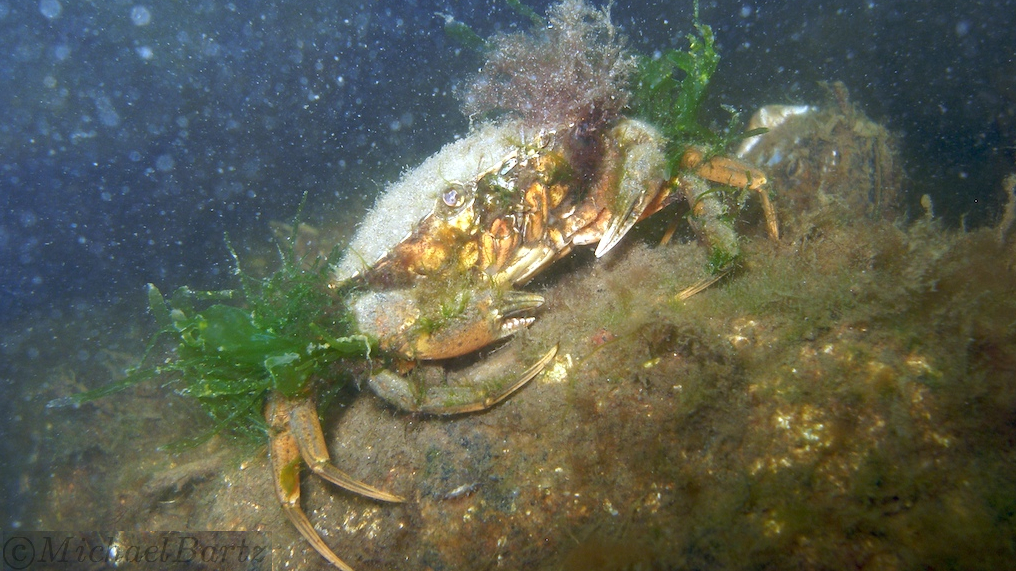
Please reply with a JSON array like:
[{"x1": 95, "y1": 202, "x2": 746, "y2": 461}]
[
  {"x1": 49, "y1": 232, "x2": 373, "y2": 447},
  {"x1": 627, "y1": 1, "x2": 721, "y2": 160},
  {"x1": 458, "y1": 0, "x2": 769, "y2": 273},
  {"x1": 462, "y1": 0, "x2": 753, "y2": 174},
  {"x1": 624, "y1": 1, "x2": 773, "y2": 269}
]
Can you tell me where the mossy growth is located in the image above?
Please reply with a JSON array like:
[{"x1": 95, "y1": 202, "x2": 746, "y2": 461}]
[
  {"x1": 707, "y1": 244, "x2": 739, "y2": 274},
  {"x1": 458, "y1": 0, "x2": 635, "y2": 128},
  {"x1": 50, "y1": 223, "x2": 373, "y2": 446},
  {"x1": 415, "y1": 288, "x2": 473, "y2": 336}
]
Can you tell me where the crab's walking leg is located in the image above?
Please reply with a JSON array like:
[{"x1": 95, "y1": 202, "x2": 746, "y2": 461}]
[
  {"x1": 682, "y1": 149, "x2": 780, "y2": 241},
  {"x1": 268, "y1": 426, "x2": 354, "y2": 571},
  {"x1": 287, "y1": 398, "x2": 405, "y2": 502},
  {"x1": 756, "y1": 185, "x2": 780, "y2": 241},
  {"x1": 369, "y1": 344, "x2": 559, "y2": 415},
  {"x1": 266, "y1": 393, "x2": 403, "y2": 571}
]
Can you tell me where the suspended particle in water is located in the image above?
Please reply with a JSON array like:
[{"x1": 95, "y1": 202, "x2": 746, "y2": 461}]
[
  {"x1": 95, "y1": 96, "x2": 121, "y2": 127},
  {"x1": 39, "y1": 0, "x2": 61, "y2": 19},
  {"x1": 155, "y1": 154, "x2": 175, "y2": 172},
  {"x1": 130, "y1": 5, "x2": 151, "y2": 26},
  {"x1": 955, "y1": 19, "x2": 971, "y2": 37}
]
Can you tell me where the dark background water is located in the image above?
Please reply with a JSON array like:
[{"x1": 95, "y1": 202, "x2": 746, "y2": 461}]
[
  {"x1": 2, "y1": 0, "x2": 1015, "y2": 541},
  {"x1": 1, "y1": 0, "x2": 1014, "y2": 327}
]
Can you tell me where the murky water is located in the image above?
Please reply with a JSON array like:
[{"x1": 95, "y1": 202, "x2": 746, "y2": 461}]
[{"x1": 3, "y1": 1, "x2": 1015, "y2": 569}]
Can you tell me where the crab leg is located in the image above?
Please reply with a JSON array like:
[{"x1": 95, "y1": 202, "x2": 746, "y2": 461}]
[
  {"x1": 266, "y1": 393, "x2": 403, "y2": 571},
  {"x1": 368, "y1": 344, "x2": 559, "y2": 415},
  {"x1": 268, "y1": 427, "x2": 355, "y2": 571},
  {"x1": 756, "y1": 185, "x2": 780, "y2": 241},
  {"x1": 681, "y1": 148, "x2": 780, "y2": 240},
  {"x1": 286, "y1": 398, "x2": 405, "y2": 502}
]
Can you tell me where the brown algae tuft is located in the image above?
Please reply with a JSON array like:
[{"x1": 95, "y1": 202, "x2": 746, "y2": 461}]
[{"x1": 460, "y1": 0, "x2": 636, "y2": 128}]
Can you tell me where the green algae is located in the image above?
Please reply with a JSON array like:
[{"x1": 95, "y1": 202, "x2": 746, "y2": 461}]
[
  {"x1": 441, "y1": 15, "x2": 486, "y2": 53},
  {"x1": 442, "y1": 1, "x2": 546, "y2": 54},
  {"x1": 50, "y1": 230, "x2": 373, "y2": 445},
  {"x1": 627, "y1": 2, "x2": 719, "y2": 146},
  {"x1": 506, "y1": 0, "x2": 547, "y2": 28},
  {"x1": 624, "y1": 1, "x2": 768, "y2": 274},
  {"x1": 627, "y1": 1, "x2": 762, "y2": 173}
]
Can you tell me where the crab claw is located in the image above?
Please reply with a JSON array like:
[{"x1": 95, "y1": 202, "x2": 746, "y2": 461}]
[
  {"x1": 350, "y1": 286, "x2": 545, "y2": 361},
  {"x1": 595, "y1": 119, "x2": 668, "y2": 258},
  {"x1": 410, "y1": 288, "x2": 545, "y2": 360},
  {"x1": 595, "y1": 180, "x2": 658, "y2": 258}
]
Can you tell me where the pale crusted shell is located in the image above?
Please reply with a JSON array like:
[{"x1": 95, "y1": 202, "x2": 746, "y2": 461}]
[{"x1": 332, "y1": 120, "x2": 533, "y2": 284}]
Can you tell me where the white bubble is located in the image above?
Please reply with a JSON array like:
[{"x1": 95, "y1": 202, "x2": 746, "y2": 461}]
[
  {"x1": 136, "y1": 46, "x2": 154, "y2": 60},
  {"x1": 740, "y1": 5, "x2": 753, "y2": 18},
  {"x1": 39, "y1": 0, "x2": 61, "y2": 20},
  {"x1": 130, "y1": 5, "x2": 151, "y2": 26}
]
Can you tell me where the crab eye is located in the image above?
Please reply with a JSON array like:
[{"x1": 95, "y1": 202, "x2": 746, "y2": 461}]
[
  {"x1": 442, "y1": 183, "x2": 470, "y2": 209},
  {"x1": 442, "y1": 187, "x2": 460, "y2": 207}
]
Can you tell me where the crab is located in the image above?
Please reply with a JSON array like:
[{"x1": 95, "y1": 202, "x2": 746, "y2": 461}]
[{"x1": 265, "y1": 114, "x2": 776, "y2": 569}]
